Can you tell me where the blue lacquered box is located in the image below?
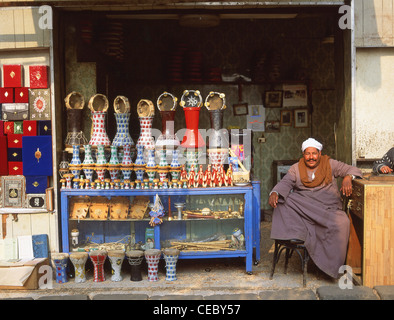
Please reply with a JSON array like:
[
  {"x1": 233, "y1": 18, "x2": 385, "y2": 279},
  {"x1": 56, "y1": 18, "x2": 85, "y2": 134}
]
[
  {"x1": 7, "y1": 147, "x2": 22, "y2": 162},
  {"x1": 37, "y1": 120, "x2": 51, "y2": 136},
  {"x1": 22, "y1": 136, "x2": 53, "y2": 176},
  {"x1": 25, "y1": 175, "x2": 48, "y2": 194}
]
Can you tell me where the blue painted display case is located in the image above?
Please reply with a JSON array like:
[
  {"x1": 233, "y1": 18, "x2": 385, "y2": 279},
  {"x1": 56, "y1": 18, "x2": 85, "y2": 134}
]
[{"x1": 60, "y1": 181, "x2": 260, "y2": 273}]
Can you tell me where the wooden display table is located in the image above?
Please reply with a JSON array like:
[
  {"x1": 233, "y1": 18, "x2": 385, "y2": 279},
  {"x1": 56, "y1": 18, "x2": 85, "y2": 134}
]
[{"x1": 347, "y1": 178, "x2": 394, "y2": 287}]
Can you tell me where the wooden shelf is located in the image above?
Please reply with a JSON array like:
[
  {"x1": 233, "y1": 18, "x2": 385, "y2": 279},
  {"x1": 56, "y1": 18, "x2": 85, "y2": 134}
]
[{"x1": 0, "y1": 208, "x2": 53, "y2": 214}]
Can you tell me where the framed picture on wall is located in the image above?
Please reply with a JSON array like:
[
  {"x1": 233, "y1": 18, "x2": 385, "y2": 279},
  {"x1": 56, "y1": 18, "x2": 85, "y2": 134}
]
[
  {"x1": 280, "y1": 110, "x2": 292, "y2": 126},
  {"x1": 294, "y1": 109, "x2": 309, "y2": 128},
  {"x1": 265, "y1": 120, "x2": 281, "y2": 133},
  {"x1": 282, "y1": 84, "x2": 308, "y2": 107},
  {"x1": 233, "y1": 103, "x2": 249, "y2": 116},
  {"x1": 264, "y1": 90, "x2": 283, "y2": 108}
]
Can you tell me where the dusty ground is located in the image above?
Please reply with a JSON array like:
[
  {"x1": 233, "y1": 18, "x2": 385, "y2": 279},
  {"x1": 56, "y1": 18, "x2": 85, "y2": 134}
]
[{"x1": 0, "y1": 221, "x2": 337, "y2": 299}]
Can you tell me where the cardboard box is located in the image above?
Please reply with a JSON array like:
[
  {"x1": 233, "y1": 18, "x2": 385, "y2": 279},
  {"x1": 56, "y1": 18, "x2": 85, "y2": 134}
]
[{"x1": 0, "y1": 258, "x2": 49, "y2": 290}]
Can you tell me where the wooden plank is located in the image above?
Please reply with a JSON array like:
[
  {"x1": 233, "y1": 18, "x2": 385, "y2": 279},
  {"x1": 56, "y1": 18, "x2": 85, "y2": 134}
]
[
  {"x1": 382, "y1": 0, "x2": 393, "y2": 45},
  {"x1": 30, "y1": 213, "x2": 50, "y2": 235},
  {"x1": 357, "y1": 0, "x2": 394, "y2": 47},
  {"x1": 34, "y1": 7, "x2": 45, "y2": 47},
  {"x1": 346, "y1": 213, "x2": 362, "y2": 272},
  {"x1": 366, "y1": 174, "x2": 394, "y2": 181},
  {"x1": 31, "y1": 213, "x2": 59, "y2": 253},
  {"x1": 48, "y1": 211, "x2": 59, "y2": 252},
  {"x1": 23, "y1": 7, "x2": 42, "y2": 47},
  {"x1": 363, "y1": 0, "x2": 379, "y2": 45},
  {"x1": 355, "y1": 0, "x2": 365, "y2": 46},
  {"x1": 1, "y1": 215, "x2": 8, "y2": 239},
  {"x1": 9, "y1": 213, "x2": 31, "y2": 237},
  {"x1": 0, "y1": 9, "x2": 16, "y2": 49},
  {"x1": 13, "y1": 8, "x2": 25, "y2": 48},
  {"x1": 0, "y1": 7, "x2": 52, "y2": 49},
  {"x1": 363, "y1": 184, "x2": 394, "y2": 287}
]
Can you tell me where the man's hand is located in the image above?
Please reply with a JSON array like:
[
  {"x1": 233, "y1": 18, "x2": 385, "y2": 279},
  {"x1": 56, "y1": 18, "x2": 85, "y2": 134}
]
[
  {"x1": 380, "y1": 165, "x2": 393, "y2": 174},
  {"x1": 340, "y1": 175, "x2": 353, "y2": 197},
  {"x1": 269, "y1": 191, "x2": 279, "y2": 208}
]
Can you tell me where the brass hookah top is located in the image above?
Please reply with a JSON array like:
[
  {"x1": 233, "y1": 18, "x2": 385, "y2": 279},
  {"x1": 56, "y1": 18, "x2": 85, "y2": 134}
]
[
  {"x1": 137, "y1": 99, "x2": 155, "y2": 117},
  {"x1": 65, "y1": 91, "x2": 85, "y2": 110},
  {"x1": 113, "y1": 95, "x2": 130, "y2": 114},
  {"x1": 88, "y1": 93, "x2": 109, "y2": 113}
]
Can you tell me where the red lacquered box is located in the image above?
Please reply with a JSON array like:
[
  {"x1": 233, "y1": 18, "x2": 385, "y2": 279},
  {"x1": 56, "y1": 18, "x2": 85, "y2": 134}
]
[
  {"x1": 0, "y1": 88, "x2": 14, "y2": 103},
  {"x1": 0, "y1": 136, "x2": 8, "y2": 175},
  {"x1": 4, "y1": 121, "x2": 14, "y2": 134},
  {"x1": 14, "y1": 87, "x2": 29, "y2": 103},
  {"x1": 8, "y1": 161, "x2": 23, "y2": 175},
  {"x1": 7, "y1": 133, "x2": 23, "y2": 148},
  {"x1": 23, "y1": 120, "x2": 37, "y2": 136},
  {"x1": 29, "y1": 65, "x2": 48, "y2": 89},
  {"x1": 3, "y1": 65, "x2": 23, "y2": 87}
]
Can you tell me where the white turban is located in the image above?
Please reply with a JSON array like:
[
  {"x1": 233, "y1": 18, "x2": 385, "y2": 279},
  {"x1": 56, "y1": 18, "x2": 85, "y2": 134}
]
[{"x1": 302, "y1": 138, "x2": 323, "y2": 152}]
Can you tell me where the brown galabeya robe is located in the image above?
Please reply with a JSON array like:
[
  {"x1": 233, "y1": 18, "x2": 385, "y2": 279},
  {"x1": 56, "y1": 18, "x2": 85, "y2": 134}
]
[{"x1": 270, "y1": 159, "x2": 362, "y2": 278}]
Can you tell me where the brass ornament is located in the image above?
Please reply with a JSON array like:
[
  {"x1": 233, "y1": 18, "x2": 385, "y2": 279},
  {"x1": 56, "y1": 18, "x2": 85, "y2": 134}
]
[
  {"x1": 113, "y1": 95, "x2": 130, "y2": 113},
  {"x1": 88, "y1": 93, "x2": 109, "y2": 112},
  {"x1": 65, "y1": 91, "x2": 85, "y2": 110},
  {"x1": 35, "y1": 148, "x2": 42, "y2": 163},
  {"x1": 137, "y1": 99, "x2": 155, "y2": 117}
]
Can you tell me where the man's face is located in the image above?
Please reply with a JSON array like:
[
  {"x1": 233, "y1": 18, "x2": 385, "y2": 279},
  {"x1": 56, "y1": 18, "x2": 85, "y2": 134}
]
[{"x1": 303, "y1": 147, "x2": 322, "y2": 169}]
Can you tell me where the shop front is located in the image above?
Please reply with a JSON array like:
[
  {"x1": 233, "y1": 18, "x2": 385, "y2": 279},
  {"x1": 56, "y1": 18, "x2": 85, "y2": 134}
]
[{"x1": 3, "y1": 1, "x2": 392, "y2": 289}]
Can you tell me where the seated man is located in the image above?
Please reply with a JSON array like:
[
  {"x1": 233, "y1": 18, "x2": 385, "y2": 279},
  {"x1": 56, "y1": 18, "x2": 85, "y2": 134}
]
[
  {"x1": 372, "y1": 147, "x2": 394, "y2": 174},
  {"x1": 268, "y1": 138, "x2": 362, "y2": 279}
]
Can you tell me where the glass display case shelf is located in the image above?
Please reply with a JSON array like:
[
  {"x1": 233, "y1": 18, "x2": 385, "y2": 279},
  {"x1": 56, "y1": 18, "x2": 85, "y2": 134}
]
[
  {"x1": 69, "y1": 217, "x2": 243, "y2": 221},
  {"x1": 60, "y1": 181, "x2": 260, "y2": 273}
]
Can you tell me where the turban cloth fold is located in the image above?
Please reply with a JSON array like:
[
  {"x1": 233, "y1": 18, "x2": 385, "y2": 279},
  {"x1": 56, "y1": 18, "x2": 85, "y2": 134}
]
[{"x1": 302, "y1": 138, "x2": 323, "y2": 152}]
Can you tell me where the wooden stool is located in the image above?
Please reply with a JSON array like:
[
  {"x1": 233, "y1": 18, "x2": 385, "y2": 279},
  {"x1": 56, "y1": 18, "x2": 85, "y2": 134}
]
[{"x1": 270, "y1": 239, "x2": 310, "y2": 287}]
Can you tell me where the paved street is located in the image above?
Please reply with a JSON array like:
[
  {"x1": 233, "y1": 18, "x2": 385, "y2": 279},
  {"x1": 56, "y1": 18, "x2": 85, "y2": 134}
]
[{"x1": 0, "y1": 221, "x2": 393, "y2": 301}]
